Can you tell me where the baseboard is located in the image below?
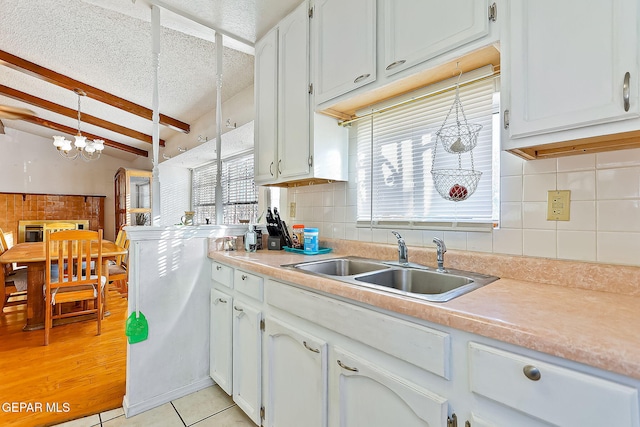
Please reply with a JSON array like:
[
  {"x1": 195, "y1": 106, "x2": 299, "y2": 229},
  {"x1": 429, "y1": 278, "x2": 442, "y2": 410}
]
[{"x1": 122, "y1": 377, "x2": 215, "y2": 418}]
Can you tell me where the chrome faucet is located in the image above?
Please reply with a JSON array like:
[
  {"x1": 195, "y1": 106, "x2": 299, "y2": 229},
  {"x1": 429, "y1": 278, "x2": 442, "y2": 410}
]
[
  {"x1": 391, "y1": 231, "x2": 409, "y2": 265},
  {"x1": 433, "y1": 237, "x2": 447, "y2": 272}
]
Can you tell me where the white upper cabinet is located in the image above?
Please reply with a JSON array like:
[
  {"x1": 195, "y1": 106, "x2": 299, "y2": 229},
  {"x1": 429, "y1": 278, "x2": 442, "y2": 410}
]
[
  {"x1": 504, "y1": 0, "x2": 640, "y2": 151},
  {"x1": 254, "y1": 28, "x2": 279, "y2": 183},
  {"x1": 382, "y1": 0, "x2": 491, "y2": 77},
  {"x1": 254, "y1": 1, "x2": 348, "y2": 186},
  {"x1": 312, "y1": 0, "x2": 376, "y2": 105},
  {"x1": 278, "y1": 2, "x2": 312, "y2": 180}
]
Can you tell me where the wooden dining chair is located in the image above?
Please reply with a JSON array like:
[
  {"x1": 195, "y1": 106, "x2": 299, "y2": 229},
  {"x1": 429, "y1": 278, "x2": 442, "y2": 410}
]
[
  {"x1": 44, "y1": 229, "x2": 106, "y2": 346},
  {"x1": 43, "y1": 222, "x2": 77, "y2": 237},
  {"x1": 0, "y1": 229, "x2": 27, "y2": 311},
  {"x1": 108, "y1": 228, "x2": 130, "y2": 296}
]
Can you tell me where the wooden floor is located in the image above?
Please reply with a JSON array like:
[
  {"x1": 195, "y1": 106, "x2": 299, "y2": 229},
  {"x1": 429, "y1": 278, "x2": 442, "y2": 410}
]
[{"x1": 0, "y1": 290, "x2": 128, "y2": 427}]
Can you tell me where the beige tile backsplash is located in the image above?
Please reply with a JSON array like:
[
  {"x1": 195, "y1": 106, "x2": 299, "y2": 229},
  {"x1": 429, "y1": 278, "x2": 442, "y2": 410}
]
[{"x1": 286, "y1": 132, "x2": 640, "y2": 267}]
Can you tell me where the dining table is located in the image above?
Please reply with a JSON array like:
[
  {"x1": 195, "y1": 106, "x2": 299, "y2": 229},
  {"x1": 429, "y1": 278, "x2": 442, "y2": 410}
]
[{"x1": 0, "y1": 239, "x2": 127, "y2": 331}]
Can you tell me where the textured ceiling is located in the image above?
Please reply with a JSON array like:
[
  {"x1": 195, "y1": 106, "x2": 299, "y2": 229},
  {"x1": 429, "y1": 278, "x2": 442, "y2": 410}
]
[{"x1": 0, "y1": 0, "x2": 301, "y2": 161}]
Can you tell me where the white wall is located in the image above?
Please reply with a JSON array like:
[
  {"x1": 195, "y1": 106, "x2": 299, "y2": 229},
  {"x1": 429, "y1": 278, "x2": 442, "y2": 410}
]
[
  {"x1": 287, "y1": 129, "x2": 640, "y2": 267},
  {"x1": 160, "y1": 84, "x2": 255, "y2": 160},
  {"x1": 0, "y1": 128, "x2": 140, "y2": 240}
]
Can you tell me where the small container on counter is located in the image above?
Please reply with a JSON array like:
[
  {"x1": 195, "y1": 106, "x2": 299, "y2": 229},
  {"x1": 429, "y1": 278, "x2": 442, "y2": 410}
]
[
  {"x1": 303, "y1": 227, "x2": 319, "y2": 253},
  {"x1": 292, "y1": 224, "x2": 305, "y2": 249}
]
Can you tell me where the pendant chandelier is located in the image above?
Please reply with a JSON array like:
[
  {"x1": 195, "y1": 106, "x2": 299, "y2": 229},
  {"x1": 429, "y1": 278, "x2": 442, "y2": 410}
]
[{"x1": 52, "y1": 89, "x2": 104, "y2": 161}]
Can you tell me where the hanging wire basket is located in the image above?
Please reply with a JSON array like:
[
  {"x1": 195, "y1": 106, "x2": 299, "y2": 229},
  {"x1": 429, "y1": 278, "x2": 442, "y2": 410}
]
[
  {"x1": 435, "y1": 77, "x2": 483, "y2": 154},
  {"x1": 431, "y1": 70, "x2": 484, "y2": 202},
  {"x1": 436, "y1": 122, "x2": 483, "y2": 154},
  {"x1": 431, "y1": 169, "x2": 482, "y2": 202}
]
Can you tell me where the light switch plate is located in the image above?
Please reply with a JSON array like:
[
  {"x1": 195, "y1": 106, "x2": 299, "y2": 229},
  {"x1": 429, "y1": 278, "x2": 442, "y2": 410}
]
[
  {"x1": 547, "y1": 190, "x2": 571, "y2": 221},
  {"x1": 289, "y1": 202, "x2": 296, "y2": 218}
]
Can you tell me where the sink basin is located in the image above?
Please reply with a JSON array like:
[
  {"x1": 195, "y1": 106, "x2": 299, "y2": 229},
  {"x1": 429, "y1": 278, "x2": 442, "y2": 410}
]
[
  {"x1": 355, "y1": 268, "x2": 473, "y2": 294},
  {"x1": 292, "y1": 258, "x2": 388, "y2": 276},
  {"x1": 283, "y1": 256, "x2": 498, "y2": 302}
]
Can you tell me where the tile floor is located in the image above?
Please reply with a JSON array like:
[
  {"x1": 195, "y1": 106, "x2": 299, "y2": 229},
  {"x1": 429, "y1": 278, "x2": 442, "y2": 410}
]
[{"x1": 53, "y1": 385, "x2": 255, "y2": 427}]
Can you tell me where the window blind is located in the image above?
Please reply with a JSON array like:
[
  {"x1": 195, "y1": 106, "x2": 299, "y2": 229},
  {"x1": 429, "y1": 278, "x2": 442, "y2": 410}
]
[
  {"x1": 357, "y1": 77, "x2": 498, "y2": 225},
  {"x1": 192, "y1": 152, "x2": 258, "y2": 225}
]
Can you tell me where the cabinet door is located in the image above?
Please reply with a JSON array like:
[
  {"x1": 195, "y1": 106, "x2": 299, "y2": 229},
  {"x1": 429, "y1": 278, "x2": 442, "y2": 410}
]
[
  {"x1": 232, "y1": 300, "x2": 262, "y2": 425},
  {"x1": 312, "y1": 0, "x2": 376, "y2": 105},
  {"x1": 278, "y1": 2, "x2": 311, "y2": 180},
  {"x1": 254, "y1": 28, "x2": 279, "y2": 184},
  {"x1": 210, "y1": 289, "x2": 233, "y2": 395},
  {"x1": 382, "y1": 0, "x2": 490, "y2": 77},
  {"x1": 265, "y1": 317, "x2": 328, "y2": 427},
  {"x1": 508, "y1": 0, "x2": 639, "y2": 139},
  {"x1": 329, "y1": 347, "x2": 448, "y2": 427}
]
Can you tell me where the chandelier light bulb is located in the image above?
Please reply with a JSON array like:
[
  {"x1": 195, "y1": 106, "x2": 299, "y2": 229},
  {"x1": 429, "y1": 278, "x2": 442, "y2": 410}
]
[
  {"x1": 53, "y1": 135, "x2": 66, "y2": 148},
  {"x1": 74, "y1": 135, "x2": 87, "y2": 149}
]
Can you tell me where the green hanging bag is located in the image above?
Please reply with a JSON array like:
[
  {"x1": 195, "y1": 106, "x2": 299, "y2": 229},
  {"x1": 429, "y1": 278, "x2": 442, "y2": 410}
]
[{"x1": 125, "y1": 311, "x2": 148, "y2": 344}]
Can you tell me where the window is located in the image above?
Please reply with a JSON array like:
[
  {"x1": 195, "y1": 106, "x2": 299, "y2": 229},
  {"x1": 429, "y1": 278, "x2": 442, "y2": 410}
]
[
  {"x1": 191, "y1": 152, "x2": 258, "y2": 224},
  {"x1": 356, "y1": 73, "x2": 499, "y2": 228}
]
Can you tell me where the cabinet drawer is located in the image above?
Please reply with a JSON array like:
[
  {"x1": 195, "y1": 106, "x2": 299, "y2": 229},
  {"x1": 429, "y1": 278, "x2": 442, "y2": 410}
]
[
  {"x1": 267, "y1": 280, "x2": 450, "y2": 379},
  {"x1": 211, "y1": 262, "x2": 233, "y2": 288},
  {"x1": 469, "y1": 342, "x2": 640, "y2": 427},
  {"x1": 234, "y1": 270, "x2": 264, "y2": 302}
]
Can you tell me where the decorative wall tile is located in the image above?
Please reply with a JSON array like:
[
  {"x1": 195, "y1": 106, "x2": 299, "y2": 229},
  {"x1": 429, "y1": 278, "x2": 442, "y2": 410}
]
[
  {"x1": 523, "y1": 229, "x2": 557, "y2": 258},
  {"x1": 557, "y1": 153, "x2": 595, "y2": 172},
  {"x1": 596, "y1": 148, "x2": 640, "y2": 169},
  {"x1": 523, "y1": 157, "x2": 557, "y2": 174},
  {"x1": 557, "y1": 231, "x2": 596, "y2": 262},
  {"x1": 523, "y1": 173, "x2": 556, "y2": 202},
  {"x1": 597, "y1": 200, "x2": 640, "y2": 232},
  {"x1": 556, "y1": 171, "x2": 596, "y2": 200},
  {"x1": 466, "y1": 231, "x2": 493, "y2": 253},
  {"x1": 597, "y1": 168, "x2": 640, "y2": 200},
  {"x1": 597, "y1": 232, "x2": 640, "y2": 265},
  {"x1": 556, "y1": 201, "x2": 596, "y2": 231},
  {"x1": 523, "y1": 202, "x2": 556, "y2": 230},
  {"x1": 492, "y1": 228, "x2": 523, "y2": 255}
]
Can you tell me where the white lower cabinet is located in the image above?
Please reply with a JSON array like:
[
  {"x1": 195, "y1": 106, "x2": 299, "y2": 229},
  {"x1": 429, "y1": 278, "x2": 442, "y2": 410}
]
[
  {"x1": 329, "y1": 346, "x2": 448, "y2": 427},
  {"x1": 232, "y1": 299, "x2": 262, "y2": 425},
  {"x1": 210, "y1": 263, "x2": 640, "y2": 427},
  {"x1": 210, "y1": 288, "x2": 233, "y2": 395},
  {"x1": 468, "y1": 342, "x2": 640, "y2": 427},
  {"x1": 265, "y1": 317, "x2": 328, "y2": 427}
]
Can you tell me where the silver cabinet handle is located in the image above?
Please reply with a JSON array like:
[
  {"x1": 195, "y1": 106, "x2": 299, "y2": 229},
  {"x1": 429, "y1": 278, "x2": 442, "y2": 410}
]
[
  {"x1": 278, "y1": 159, "x2": 282, "y2": 174},
  {"x1": 303, "y1": 341, "x2": 320, "y2": 353},
  {"x1": 623, "y1": 72, "x2": 631, "y2": 112},
  {"x1": 216, "y1": 265, "x2": 221, "y2": 271},
  {"x1": 241, "y1": 274, "x2": 247, "y2": 280},
  {"x1": 503, "y1": 109, "x2": 510, "y2": 129},
  {"x1": 233, "y1": 305, "x2": 244, "y2": 312},
  {"x1": 353, "y1": 73, "x2": 370, "y2": 84},
  {"x1": 386, "y1": 60, "x2": 406, "y2": 71},
  {"x1": 523, "y1": 365, "x2": 541, "y2": 381},
  {"x1": 269, "y1": 161, "x2": 274, "y2": 176},
  {"x1": 337, "y1": 359, "x2": 358, "y2": 372},
  {"x1": 215, "y1": 298, "x2": 227, "y2": 304}
]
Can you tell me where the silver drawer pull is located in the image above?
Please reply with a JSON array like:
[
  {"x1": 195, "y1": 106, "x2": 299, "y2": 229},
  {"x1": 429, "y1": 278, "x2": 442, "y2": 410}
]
[
  {"x1": 216, "y1": 265, "x2": 222, "y2": 271},
  {"x1": 269, "y1": 161, "x2": 274, "y2": 176},
  {"x1": 385, "y1": 60, "x2": 406, "y2": 71},
  {"x1": 241, "y1": 274, "x2": 247, "y2": 280},
  {"x1": 337, "y1": 359, "x2": 358, "y2": 372},
  {"x1": 623, "y1": 72, "x2": 631, "y2": 112},
  {"x1": 523, "y1": 365, "x2": 541, "y2": 381},
  {"x1": 353, "y1": 73, "x2": 370, "y2": 84},
  {"x1": 215, "y1": 298, "x2": 227, "y2": 304},
  {"x1": 233, "y1": 305, "x2": 244, "y2": 312},
  {"x1": 303, "y1": 341, "x2": 320, "y2": 353}
]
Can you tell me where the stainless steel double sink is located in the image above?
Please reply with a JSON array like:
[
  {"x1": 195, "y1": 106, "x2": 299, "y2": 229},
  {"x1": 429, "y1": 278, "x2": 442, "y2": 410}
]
[{"x1": 282, "y1": 257, "x2": 499, "y2": 302}]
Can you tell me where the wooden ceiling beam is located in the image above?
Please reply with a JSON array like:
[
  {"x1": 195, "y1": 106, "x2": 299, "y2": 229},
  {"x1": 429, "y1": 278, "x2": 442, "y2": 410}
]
[
  {"x1": 0, "y1": 49, "x2": 191, "y2": 134},
  {"x1": 20, "y1": 115, "x2": 149, "y2": 157},
  {"x1": 0, "y1": 84, "x2": 165, "y2": 147}
]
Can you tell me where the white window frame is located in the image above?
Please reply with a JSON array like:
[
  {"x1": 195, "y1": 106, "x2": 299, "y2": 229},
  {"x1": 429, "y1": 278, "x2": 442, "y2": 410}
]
[
  {"x1": 355, "y1": 68, "x2": 500, "y2": 232},
  {"x1": 191, "y1": 151, "x2": 258, "y2": 225}
]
